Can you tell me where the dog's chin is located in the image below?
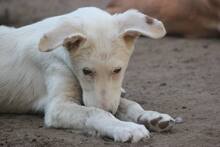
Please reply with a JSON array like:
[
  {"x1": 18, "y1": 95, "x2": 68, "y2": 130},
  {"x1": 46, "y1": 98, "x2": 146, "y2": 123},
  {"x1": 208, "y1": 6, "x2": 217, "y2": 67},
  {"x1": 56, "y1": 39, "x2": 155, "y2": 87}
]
[{"x1": 82, "y1": 101, "x2": 119, "y2": 115}]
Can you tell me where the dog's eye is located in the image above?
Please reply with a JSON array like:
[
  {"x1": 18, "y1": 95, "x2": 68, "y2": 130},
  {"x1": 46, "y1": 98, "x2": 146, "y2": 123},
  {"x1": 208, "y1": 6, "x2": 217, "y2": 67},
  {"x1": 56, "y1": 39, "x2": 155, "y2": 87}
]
[
  {"x1": 113, "y1": 67, "x2": 121, "y2": 74},
  {"x1": 82, "y1": 68, "x2": 94, "y2": 76}
]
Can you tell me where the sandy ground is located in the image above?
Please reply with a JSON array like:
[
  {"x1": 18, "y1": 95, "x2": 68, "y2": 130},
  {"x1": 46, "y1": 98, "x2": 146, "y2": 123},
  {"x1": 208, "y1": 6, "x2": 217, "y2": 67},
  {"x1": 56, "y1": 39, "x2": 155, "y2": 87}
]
[
  {"x1": 0, "y1": 37, "x2": 220, "y2": 147},
  {"x1": 0, "y1": 1, "x2": 220, "y2": 147}
]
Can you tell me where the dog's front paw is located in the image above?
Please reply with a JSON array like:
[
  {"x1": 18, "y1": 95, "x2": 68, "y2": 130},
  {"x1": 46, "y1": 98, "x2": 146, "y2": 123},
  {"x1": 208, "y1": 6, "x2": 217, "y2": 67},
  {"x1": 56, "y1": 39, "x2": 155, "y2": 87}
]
[
  {"x1": 109, "y1": 122, "x2": 150, "y2": 143},
  {"x1": 137, "y1": 111, "x2": 175, "y2": 132}
]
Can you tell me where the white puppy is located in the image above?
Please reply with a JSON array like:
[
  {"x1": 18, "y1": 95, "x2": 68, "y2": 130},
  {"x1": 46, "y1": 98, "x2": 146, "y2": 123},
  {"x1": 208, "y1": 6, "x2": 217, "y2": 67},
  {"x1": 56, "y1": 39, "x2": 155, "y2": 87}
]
[{"x1": 0, "y1": 7, "x2": 175, "y2": 142}]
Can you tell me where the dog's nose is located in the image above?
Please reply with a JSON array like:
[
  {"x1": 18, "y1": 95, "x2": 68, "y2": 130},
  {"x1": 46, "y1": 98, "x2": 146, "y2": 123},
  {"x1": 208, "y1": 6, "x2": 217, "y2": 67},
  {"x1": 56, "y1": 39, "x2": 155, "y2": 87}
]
[
  {"x1": 100, "y1": 100, "x2": 115, "y2": 114},
  {"x1": 101, "y1": 104, "x2": 113, "y2": 114}
]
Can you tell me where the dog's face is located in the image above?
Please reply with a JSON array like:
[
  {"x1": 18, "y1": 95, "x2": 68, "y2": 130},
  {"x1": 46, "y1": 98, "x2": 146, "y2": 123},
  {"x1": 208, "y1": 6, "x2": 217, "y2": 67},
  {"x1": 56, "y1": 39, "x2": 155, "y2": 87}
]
[
  {"x1": 39, "y1": 8, "x2": 166, "y2": 114},
  {"x1": 68, "y1": 36, "x2": 132, "y2": 114}
]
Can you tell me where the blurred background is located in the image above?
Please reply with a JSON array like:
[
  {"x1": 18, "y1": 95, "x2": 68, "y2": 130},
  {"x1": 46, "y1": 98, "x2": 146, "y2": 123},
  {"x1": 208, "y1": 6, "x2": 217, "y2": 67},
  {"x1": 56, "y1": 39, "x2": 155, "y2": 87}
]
[
  {"x1": 0, "y1": 0, "x2": 109, "y2": 26},
  {"x1": 0, "y1": 0, "x2": 219, "y2": 37}
]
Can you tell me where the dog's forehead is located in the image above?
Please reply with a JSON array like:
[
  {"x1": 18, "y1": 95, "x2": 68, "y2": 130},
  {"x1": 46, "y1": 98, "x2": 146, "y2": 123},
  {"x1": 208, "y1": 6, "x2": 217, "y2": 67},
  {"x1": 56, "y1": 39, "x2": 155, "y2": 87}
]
[
  {"x1": 71, "y1": 39, "x2": 128, "y2": 65},
  {"x1": 85, "y1": 27, "x2": 119, "y2": 50},
  {"x1": 91, "y1": 38, "x2": 130, "y2": 61},
  {"x1": 77, "y1": 31, "x2": 128, "y2": 56},
  {"x1": 76, "y1": 44, "x2": 129, "y2": 69},
  {"x1": 88, "y1": 55, "x2": 126, "y2": 70}
]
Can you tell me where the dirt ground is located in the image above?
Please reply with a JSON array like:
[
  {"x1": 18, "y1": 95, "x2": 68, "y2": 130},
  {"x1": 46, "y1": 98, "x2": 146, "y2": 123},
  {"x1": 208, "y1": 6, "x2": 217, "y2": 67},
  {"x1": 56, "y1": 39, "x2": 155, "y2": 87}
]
[
  {"x1": 0, "y1": 38, "x2": 219, "y2": 147},
  {"x1": 0, "y1": 1, "x2": 220, "y2": 147}
]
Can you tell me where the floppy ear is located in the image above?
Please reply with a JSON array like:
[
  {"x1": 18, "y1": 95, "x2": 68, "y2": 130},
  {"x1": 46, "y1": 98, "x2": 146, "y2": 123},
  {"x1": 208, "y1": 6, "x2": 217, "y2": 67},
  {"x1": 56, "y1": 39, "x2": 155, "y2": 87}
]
[
  {"x1": 39, "y1": 22, "x2": 86, "y2": 52},
  {"x1": 114, "y1": 9, "x2": 166, "y2": 44}
]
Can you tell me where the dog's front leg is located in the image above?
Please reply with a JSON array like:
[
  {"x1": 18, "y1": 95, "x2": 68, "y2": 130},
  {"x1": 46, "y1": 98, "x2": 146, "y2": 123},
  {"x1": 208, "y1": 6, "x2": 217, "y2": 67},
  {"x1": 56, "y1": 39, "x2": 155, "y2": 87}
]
[
  {"x1": 116, "y1": 98, "x2": 175, "y2": 132},
  {"x1": 43, "y1": 71, "x2": 149, "y2": 142},
  {"x1": 45, "y1": 99, "x2": 150, "y2": 142}
]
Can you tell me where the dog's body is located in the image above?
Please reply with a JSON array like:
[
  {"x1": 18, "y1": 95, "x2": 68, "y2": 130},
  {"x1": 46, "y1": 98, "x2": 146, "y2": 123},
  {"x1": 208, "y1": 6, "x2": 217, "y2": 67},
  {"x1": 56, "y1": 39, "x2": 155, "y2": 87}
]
[
  {"x1": 0, "y1": 7, "x2": 175, "y2": 142},
  {"x1": 0, "y1": 17, "x2": 80, "y2": 113}
]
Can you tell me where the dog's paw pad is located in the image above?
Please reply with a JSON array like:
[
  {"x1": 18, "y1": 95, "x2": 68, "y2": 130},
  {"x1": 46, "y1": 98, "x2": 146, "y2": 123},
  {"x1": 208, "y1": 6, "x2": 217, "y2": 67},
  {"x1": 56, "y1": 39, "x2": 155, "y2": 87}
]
[
  {"x1": 137, "y1": 111, "x2": 175, "y2": 132},
  {"x1": 158, "y1": 120, "x2": 174, "y2": 130},
  {"x1": 150, "y1": 116, "x2": 162, "y2": 126}
]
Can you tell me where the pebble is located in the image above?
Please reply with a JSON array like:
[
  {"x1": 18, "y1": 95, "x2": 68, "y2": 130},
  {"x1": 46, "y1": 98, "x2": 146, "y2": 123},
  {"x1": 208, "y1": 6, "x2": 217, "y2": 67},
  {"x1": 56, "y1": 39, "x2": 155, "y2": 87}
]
[
  {"x1": 175, "y1": 116, "x2": 184, "y2": 124},
  {"x1": 160, "y1": 83, "x2": 167, "y2": 86}
]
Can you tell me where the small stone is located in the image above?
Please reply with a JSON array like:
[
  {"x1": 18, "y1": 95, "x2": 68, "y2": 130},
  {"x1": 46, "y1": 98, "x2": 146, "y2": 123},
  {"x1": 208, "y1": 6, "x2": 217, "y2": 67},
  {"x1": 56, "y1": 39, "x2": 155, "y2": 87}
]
[
  {"x1": 203, "y1": 44, "x2": 209, "y2": 49},
  {"x1": 160, "y1": 83, "x2": 167, "y2": 86},
  {"x1": 38, "y1": 125, "x2": 43, "y2": 128},
  {"x1": 5, "y1": 128, "x2": 13, "y2": 132},
  {"x1": 32, "y1": 138, "x2": 37, "y2": 142},
  {"x1": 173, "y1": 48, "x2": 182, "y2": 52},
  {"x1": 182, "y1": 106, "x2": 187, "y2": 109},
  {"x1": 175, "y1": 117, "x2": 184, "y2": 124},
  {"x1": 147, "y1": 81, "x2": 151, "y2": 84}
]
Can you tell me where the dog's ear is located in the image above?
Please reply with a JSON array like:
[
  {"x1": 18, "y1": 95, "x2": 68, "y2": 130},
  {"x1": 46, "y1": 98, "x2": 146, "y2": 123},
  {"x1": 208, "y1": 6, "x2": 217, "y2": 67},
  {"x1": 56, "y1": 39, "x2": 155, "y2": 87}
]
[
  {"x1": 114, "y1": 9, "x2": 166, "y2": 44},
  {"x1": 39, "y1": 22, "x2": 86, "y2": 52}
]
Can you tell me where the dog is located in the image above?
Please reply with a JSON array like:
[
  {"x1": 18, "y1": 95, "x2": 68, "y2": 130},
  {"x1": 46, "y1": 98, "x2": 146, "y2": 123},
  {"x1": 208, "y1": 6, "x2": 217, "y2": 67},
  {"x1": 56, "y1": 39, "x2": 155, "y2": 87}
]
[{"x1": 0, "y1": 7, "x2": 175, "y2": 142}]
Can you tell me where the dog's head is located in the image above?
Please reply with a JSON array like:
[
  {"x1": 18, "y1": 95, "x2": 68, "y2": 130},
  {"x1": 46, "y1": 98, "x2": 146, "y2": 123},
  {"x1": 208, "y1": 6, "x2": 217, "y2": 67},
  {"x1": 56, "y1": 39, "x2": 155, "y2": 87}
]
[{"x1": 38, "y1": 8, "x2": 166, "y2": 114}]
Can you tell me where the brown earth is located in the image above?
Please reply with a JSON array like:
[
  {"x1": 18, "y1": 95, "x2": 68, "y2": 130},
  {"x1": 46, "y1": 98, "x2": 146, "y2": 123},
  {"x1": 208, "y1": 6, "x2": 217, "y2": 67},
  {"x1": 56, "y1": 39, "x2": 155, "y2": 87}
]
[
  {"x1": 0, "y1": 1, "x2": 220, "y2": 147},
  {"x1": 0, "y1": 38, "x2": 220, "y2": 147}
]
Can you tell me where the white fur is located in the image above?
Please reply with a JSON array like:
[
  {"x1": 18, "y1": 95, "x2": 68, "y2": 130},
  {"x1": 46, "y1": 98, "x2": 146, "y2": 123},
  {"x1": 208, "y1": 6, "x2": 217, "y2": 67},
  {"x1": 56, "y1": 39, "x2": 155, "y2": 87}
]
[{"x1": 0, "y1": 7, "x2": 174, "y2": 142}]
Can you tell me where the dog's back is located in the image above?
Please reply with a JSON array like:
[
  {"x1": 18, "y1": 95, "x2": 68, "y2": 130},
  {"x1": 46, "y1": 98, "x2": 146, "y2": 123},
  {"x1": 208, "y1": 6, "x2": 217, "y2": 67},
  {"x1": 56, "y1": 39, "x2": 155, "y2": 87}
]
[
  {"x1": 0, "y1": 11, "x2": 81, "y2": 113},
  {"x1": 0, "y1": 26, "x2": 15, "y2": 34},
  {"x1": 0, "y1": 26, "x2": 47, "y2": 113}
]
